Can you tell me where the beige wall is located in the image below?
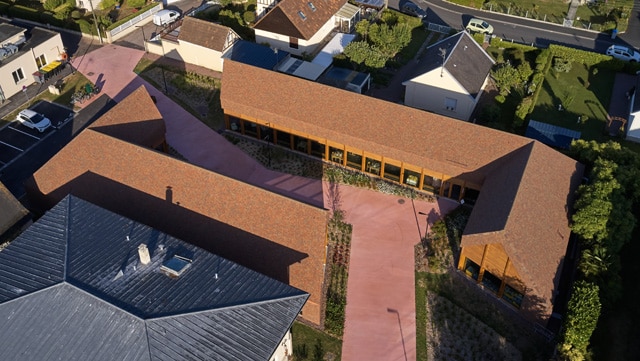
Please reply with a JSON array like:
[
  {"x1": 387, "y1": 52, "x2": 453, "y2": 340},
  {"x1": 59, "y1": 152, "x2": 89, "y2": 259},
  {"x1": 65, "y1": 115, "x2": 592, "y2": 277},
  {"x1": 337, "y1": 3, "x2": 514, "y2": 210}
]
[
  {"x1": 255, "y1": 17, "x2": 336, "y2": 57},
  {"x1": 270, "y1": 329, "x2": 293, "y2": 361},
  {"x1": 147, "y1": 40, "x2": 224, "y2": 72},
  {"x1": 0, "y1": 32, "x2": 64, "y2": 100},
  {"x1": 403, "y1": 69, "x2": 480, "y2": 121}
]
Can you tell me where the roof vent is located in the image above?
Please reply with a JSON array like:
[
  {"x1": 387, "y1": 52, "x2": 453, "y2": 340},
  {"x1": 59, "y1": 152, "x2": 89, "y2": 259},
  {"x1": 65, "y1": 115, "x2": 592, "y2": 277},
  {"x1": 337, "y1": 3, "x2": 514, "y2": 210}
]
[
  {"x1": 160, "y1": 255, "x2": 192, "y2": 278},
  {"x1": 138, "y1": 244, "x2": 151, "y2": 265}
]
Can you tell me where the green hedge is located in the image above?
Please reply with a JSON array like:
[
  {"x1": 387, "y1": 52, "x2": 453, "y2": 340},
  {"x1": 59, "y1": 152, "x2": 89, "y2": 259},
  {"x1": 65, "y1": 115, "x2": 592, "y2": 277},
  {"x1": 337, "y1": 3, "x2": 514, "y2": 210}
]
[{"x1": 106, "y1": 2, "x2": 161, "y2": 30}]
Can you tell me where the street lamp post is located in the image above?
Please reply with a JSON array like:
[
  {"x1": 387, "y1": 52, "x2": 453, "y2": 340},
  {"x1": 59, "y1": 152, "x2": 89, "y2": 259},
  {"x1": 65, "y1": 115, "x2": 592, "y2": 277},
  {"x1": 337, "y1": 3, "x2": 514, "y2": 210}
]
[
  {"x1": 418, "y1": 211, "x2": 429, "y2": 240},
  {"x1": 87, "y1": 0, "x2": 103, "y2": 44},
  {"x1": 160, "y1": 41, "x2": 168, "y2": 94}
]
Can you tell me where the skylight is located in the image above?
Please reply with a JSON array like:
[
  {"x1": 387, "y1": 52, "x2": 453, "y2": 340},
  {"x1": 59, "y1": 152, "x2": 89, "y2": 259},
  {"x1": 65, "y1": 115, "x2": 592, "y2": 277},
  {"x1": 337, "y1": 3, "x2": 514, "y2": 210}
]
[
  {"x1": 308, "y1": 2, "x2": 316, "y2": 11},
  {"x1": 160, "y1": 255, "x2": 192, "y2": 278},
  {"x1": 298, "y1": 10, "x2": 307, "y2": 20}
]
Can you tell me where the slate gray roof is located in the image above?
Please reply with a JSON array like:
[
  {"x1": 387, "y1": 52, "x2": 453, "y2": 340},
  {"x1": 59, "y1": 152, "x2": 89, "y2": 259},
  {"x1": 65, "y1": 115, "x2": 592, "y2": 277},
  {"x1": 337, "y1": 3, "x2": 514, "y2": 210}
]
[
  {"x1": 0, "y1": 195, "x2": 308, "y2": 361},
  {"x1": 406, "y1": 31, "x2": 495, "y2": 98}
]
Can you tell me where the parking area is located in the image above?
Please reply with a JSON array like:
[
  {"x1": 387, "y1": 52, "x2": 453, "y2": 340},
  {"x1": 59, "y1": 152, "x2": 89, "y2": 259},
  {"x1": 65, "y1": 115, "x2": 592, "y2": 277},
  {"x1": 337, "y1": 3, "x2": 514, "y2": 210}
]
[{"x1": 0, "y1": 100, "x2": 73, "y2": 170}]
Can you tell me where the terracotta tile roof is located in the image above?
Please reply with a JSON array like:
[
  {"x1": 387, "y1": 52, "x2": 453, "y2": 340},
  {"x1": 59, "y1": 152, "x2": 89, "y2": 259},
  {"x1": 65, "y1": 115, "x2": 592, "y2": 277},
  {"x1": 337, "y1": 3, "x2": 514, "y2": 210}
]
[
  {"x1": 88, "y1": 86, "x2": 166, "y2": 148},
  {"x1": 463, "y1": 143, "x2": 584, "y2": 315},
  {"x1": 0, "y1": 181, "x2": 28, "y2": 235},
  {"x1": 26, "y1": 90, "x2": 329, "y2": 325},
  {"x1": 177, "y1": 17, "x2": 235, "y2": 52},
  {"x1": 220, "y1": 60, "x2": 584, "y2": 318},
  {"x1": 221, "y1": 60, "x2": 531, "y2": 185},
  {"x1": 254, "y1": 0, "x2": 346, "y2": 40}
]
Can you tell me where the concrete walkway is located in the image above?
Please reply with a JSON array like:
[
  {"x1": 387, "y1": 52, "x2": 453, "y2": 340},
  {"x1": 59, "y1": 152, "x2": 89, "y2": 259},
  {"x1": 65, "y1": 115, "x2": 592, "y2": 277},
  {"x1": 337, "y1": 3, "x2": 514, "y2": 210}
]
[{"x1": 72, "y1": 44, "x2": 459, "y2": 361}]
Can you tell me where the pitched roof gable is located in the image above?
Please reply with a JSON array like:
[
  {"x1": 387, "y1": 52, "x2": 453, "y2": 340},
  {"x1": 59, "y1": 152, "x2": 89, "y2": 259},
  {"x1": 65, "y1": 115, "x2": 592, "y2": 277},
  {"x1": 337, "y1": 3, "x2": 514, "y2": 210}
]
[
  {"x1": 0, "y1": 195, "x2": 308, "y2": 360},
  {"x1": 254, "y1": 0, "x2": 346, "y2": 40},
  {"x1": 88, "y1": 85, "x2": 165, "y2": 148},
  {"x1": 178, "y1": 16, "x2": 236, "y2": 51},
  {"x1": 221, "y1": 60, "x2": 530, "y2": 184},
  {"x1": 406, "y1": 31, "x2": 494, "y2": 97}
]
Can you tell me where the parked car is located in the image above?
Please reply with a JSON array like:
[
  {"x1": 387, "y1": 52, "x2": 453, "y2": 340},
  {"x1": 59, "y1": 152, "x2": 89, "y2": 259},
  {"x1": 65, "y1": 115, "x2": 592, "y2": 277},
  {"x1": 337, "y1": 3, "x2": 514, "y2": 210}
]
[
  {"x1": 606, "y1": 45, "x2": 640, "y2": 62},
  {"x1": 401, "y1": 1, "x2": 427, "y2": 19},
  {"x1": 466, "y1": 18, "x2": 494, "y2": 35},
  {"x1": 153, "y1": 9, "x2": 180, "y2": 27},
  {"x1": 16, "y1": 109, "x2": 52, "y2": 133}
]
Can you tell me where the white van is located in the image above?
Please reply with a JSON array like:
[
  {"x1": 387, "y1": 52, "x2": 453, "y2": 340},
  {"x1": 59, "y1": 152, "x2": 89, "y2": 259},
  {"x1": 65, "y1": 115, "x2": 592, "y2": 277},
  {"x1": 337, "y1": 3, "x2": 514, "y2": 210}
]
[{"x1": 153, "y1": 9, "x2": 180, "y2": 27}]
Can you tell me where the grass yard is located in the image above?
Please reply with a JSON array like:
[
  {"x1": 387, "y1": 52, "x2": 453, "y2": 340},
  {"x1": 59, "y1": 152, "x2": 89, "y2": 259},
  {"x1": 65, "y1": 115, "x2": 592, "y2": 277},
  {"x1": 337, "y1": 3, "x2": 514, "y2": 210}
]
[
  {"x1": 291, "y1": 322, "x2": 342, "y2": 360},
  {"x1": 529, "y1": 64, "x2": 615, "y2": 142}
]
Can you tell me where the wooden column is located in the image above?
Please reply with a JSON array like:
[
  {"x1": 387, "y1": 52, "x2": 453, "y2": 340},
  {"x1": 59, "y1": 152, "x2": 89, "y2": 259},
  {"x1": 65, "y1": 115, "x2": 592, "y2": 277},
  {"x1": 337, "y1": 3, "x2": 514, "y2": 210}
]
[{"x1": 477, "y1": 244, "x2": 489, "y2": 283}]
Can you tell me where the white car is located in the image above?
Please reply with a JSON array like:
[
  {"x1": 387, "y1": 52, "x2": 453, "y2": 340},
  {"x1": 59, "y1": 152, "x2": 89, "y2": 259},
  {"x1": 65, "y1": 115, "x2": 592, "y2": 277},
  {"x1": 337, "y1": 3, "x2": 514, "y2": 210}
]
[
  {"x1": 606, "y1": 45, "x2": 640, "y2": 62},
  {"x1": 153, "y1": 9, "x2": 180, "y2": 27},
  {"x1": 16, "y1": 109, "x2": 52, "y2": 133},
  {"x1": 466, "y1": 18, "x2": 494, "y2": 35}
]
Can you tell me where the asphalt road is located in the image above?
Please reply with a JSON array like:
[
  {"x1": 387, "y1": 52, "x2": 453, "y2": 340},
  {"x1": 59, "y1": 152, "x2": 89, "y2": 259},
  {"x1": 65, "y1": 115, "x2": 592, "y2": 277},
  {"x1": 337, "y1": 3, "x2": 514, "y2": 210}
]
[{"x1": 389, "y1": 0, "x2": 640, "y2": 53}]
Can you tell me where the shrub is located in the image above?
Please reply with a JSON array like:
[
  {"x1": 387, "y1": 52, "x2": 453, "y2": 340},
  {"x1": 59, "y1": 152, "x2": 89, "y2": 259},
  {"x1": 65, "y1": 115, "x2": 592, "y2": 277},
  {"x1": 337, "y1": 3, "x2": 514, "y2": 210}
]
[
  {"x1": 126, "y1": 0, "x2": 145, "y2": 8},
  {"x1": 495, "y1": 94, "x2": 506, "y2": 103},
  {"x1": 77, "y1": 18, "x2": 93, "y2": 34},
  {"x1": 242, "y1": 10, "x2": 255, "y2": 24},
  {"x1": 43, "y1": 0, "x2": 64, "y2": 11},
  {"x1": 71, "y1": 9, "x2": 82, "y2": 19},
  {"x1": 553, "y1": 57, "x2": 572, "y2": 73},
  {"x1": 100, "y1": 0, "x2": 119, "y2": 10}
]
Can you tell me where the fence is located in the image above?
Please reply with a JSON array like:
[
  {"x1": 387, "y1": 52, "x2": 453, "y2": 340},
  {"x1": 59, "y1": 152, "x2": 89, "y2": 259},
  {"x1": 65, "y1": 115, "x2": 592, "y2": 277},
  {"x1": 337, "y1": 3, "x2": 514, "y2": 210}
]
[
  {"x1": 427, "y1": 22, "x2": 453, "y2": 34},
  {"x1": 108, "y1": 4, "x2": 162, "y2": 39}
]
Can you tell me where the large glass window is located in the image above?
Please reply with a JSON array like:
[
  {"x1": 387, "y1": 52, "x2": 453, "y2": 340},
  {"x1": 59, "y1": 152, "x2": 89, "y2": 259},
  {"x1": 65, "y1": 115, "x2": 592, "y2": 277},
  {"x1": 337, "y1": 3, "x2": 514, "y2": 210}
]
[
  {"x1": 277, "y1": 130, "x2": 292, "y2": 148},
  {"x1": 329, "y1": 147, "x2": 343, "y2": 164},
  {"x1": 310, "y1": 140, "x2": 325, "y2": 159},
  {"x1": 463, "y1": 258, "x2": 480, "y2": 281},
  {"x1": 383, "y1": 163, "x2": 400, "y2": 182},
  {"x1": 244, "y1": 121, "x2": 258, "y2": 137},
  {"x1": 365, "y1": 158, "x2": 381, "y2": 175},
  {"x1": 346, "y1": 151, "x2": 363, "y2": 170},
  {"x1": 404, "y1": 170, "x2": 420, "y2": 187},
  {"x1": 294, "y1": 136, "x2": 307, "y2": 153},
  {"x1": 450, "y1": 184, "x2": 462, "y2": 200},
  {"x1": 482, "y1": 271, "x2": 501, "y2": 294},
  {"x1": 229, "y1": 117, "x2": 241, "y2": 132},
  {"x1": 502, "y1": 284, "x2": 524, "y2": 309},
  {"x1": 422, "y1": 175, "x2": 441, "y2": 194}
]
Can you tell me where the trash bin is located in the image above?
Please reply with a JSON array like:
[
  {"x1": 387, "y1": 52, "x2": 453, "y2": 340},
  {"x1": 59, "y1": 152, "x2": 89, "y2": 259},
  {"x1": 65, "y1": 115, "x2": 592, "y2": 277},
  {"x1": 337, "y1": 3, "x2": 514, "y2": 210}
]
[{"x1": 611, "y1": 28, "x2": 618, "y2": 39}]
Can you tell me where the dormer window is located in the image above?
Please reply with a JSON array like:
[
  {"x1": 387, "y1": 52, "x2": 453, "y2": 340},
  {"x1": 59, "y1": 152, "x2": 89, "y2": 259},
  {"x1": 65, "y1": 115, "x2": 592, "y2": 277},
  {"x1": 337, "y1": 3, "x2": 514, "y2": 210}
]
[
  {"x1": 308, "y1": 2, "x2": 316, "y2": 11},
  {"x1": 298, "y1": 10, "x2": 306, "y2": 20}
]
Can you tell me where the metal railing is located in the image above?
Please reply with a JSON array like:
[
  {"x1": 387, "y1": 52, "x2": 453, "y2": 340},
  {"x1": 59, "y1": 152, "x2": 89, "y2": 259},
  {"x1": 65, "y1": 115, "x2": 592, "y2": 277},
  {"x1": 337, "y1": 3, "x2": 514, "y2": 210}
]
[{"x1": 109, "y1": 4, "x2": 162, "y2": 38}]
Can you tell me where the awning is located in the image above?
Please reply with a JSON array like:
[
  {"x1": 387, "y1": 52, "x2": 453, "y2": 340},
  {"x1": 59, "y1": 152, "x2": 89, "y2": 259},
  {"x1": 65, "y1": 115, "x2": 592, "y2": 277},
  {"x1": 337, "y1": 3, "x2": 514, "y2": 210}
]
[{"x1": 336, "y1": 2, "x2": 360, "y2": 19}]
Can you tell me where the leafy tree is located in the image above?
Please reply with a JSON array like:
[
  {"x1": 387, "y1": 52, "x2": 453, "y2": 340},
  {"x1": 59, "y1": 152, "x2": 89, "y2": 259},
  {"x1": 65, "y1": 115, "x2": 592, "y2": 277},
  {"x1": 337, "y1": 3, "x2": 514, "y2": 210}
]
[
  {"x1": 365, "y1": 46, "x2": 388, "y2": 68},
  {"x1": 355, "y1": 20, "x2": 370, "y2": 41},
  {"x1": 558, "y1": 281, "x2": 601, "y2": 361},
  {"x1": 343, "y1": 41, "x2": 371, "y2": 66},
  {"x1": 578, "y1": 245, "x2": 610, "y2": 278},
  {"x1": 491, "y1": 63, "x2": 520, "y2": 94},
  {"x1": 368, "y1": 22, "x2": 411, "y2": 58}
]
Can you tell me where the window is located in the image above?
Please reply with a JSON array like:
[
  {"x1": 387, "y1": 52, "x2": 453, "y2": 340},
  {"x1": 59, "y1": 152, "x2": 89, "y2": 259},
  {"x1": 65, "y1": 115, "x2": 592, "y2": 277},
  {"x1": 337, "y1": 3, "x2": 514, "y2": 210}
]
[
  {"x1": 445, "y1": 97, "x2": 457, "y2": 111},
  {"x1": 289, "y1": 37, "x2": 299, "y2": 49},
  {"x1": 308, "y1": 2, "x2": 316, "y2": 11},
  {"x1": 502, "y1": 284, "x2": 524, "y2": 309},
  {"x1": 297, "y1": 10, "x2": 306, "y2": 20},
  {"x1": 481, "y1": 271, "x2": 501, "y2": 294},
  {"x1": 12, "y1": 68, "x2": 24, "y2": 84},
  {"x1": 463, "y1": 258, "x2": 480, "y2": 281},
  {"x1": 35, "y1": 54, "x2": 46, "y2": 68}
]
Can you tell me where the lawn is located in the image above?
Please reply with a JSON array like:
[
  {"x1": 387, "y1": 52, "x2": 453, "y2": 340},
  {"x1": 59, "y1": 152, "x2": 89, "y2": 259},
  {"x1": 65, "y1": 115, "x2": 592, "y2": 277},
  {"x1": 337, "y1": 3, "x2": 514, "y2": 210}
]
[
  {"x1": 529, "y1": 64, "x2": 615, "y2": 142},
  {"x1": 291, "y1": 322, "x2": 342, "y2": 360}
]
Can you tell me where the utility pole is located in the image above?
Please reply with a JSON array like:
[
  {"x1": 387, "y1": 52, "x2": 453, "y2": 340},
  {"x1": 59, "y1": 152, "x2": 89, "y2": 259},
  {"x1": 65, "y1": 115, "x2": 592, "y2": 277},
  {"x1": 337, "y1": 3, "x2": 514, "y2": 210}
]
[{"x1": 88, "y1": 0, "x2": 103, "y2": 44}]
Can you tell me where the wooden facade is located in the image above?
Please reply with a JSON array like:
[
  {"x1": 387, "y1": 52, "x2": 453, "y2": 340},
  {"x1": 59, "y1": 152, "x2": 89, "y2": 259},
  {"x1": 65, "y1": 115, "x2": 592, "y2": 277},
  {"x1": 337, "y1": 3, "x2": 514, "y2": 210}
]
[
  {"x1": 225, "y1": 113, "x2": 483, "y2": 202},
  {"x1": 458, "y1": 244, "x2": 526, "y2": 309}
]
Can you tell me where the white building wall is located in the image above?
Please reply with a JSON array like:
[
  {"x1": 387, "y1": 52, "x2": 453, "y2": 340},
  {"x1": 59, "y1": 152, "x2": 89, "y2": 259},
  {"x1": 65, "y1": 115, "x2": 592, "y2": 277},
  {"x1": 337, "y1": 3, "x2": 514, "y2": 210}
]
[
  {"x1": 269, "y1": 329, "x2": 292, "y2": 361},
  {"x1": 0, "y1": 32, "x2": 64, "y2": 100},
  {"x1": 627, "y1": 112, "x2": 640, "y2": 142},
  {"x1": 146, "y1": 41, "x2": 224, "y2": 72},
  {"x1": 403, "y1": 69, "x2": 479, "y2": 121},
  {"x1": 255, "y1": 16, "x2": 336, "y2": 57}
]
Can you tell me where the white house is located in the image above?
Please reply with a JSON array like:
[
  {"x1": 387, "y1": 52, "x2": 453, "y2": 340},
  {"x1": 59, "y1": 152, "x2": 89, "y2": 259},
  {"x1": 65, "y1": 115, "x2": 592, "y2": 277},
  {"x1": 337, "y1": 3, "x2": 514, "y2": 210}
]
[
  {"x1": 627, "y1": 77, "x2": 640, "y2": 142},
  {"x1": 147, "y1": 16, "x2": 240, "y2": 72},
  {"x1": 253, "y1": 0, "x2": 359, "y2": 57},
  {"x1": 0, "y1": 23, "x2": 65, "y2": 103},
  {"x1": 402, "y1": 31, "x2": 495, "y2": 121}
]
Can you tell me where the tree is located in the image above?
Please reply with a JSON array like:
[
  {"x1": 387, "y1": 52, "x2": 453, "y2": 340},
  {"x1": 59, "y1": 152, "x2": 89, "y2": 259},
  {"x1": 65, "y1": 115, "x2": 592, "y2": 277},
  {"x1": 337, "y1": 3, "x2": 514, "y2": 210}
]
[
  {"x1": 558, "y1": 281, "x2": 601, "y2": 361},
  {"x1": 344, "y1": 41, "x2": 371, "y2": 67},
  {"x1": 578, "y1": 245, "x2": 610, "y2": 279},
  {"x1": 355, "y1": 20, "x2": 370, "y2": 41},
  {"x1": 368, "y1": 23, "x2": 411, "y2": 58},
  {"x1": 491, "y1": 63, "x2": 521, "y2": 94}
]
